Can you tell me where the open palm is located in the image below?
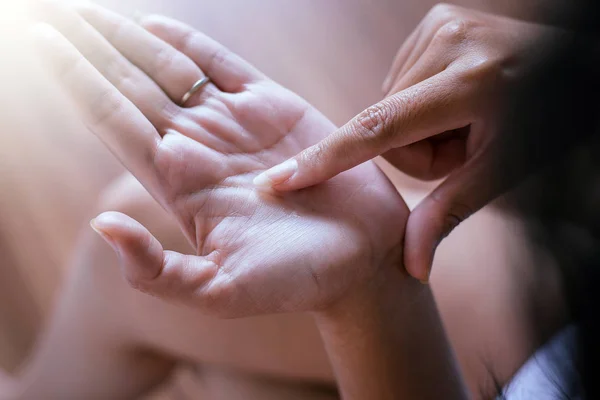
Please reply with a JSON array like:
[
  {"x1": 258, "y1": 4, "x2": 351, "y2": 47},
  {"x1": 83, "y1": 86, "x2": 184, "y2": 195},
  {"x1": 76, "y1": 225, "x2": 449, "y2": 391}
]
[{"x1": 35, "y1": 3, "x2": 408, "y2": 316}]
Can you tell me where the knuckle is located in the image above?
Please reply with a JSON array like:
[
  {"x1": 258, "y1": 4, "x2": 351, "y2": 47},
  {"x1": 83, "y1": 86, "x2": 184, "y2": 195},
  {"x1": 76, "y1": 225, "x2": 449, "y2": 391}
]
[
  {"x1": 88, "y1": 89, "x2": 125, "y2": 128},
  {"x1": 446, "y1": 203, "x2": 471, "y2": 229},
  {"x1": 55, "y1": 55, "x2": 84, "y2": 84},
  {"x1": 179, "y1": 30, "x2": 199, "y2": 57},
  {"x1": 353, "y1": 102, "x2": 395, "y2": 143},
  {"x1": 152, "y1": 46, "x2": 177, "y2": 77},
  {"x1": 430, "y1": 194, "x2": 474, "y2": 236},
  {"x1": 103, "y1": 57, "x2": 137, "y2": 98},
  {"x1": 460, "y1": 54, "x2": 503, "y2": 84},
  {"x1": 104, "y1": 56, "x2": 127, "y2": 84},
  {"x1": 435, "y1": 19, "x2": 471, "y2": 45},
  {"x1": 206, "y1": 46, "x2": 229, "y2": 77},
  {"x1": 103, "y1": 19, "x2": 128, "y2": 46},
  {"x1": 300, "y1": 141, "x2": 327, "y2": 167}
]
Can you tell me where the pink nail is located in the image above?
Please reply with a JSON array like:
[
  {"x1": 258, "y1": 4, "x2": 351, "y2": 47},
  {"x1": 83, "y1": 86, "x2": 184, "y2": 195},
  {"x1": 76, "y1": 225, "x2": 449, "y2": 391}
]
[
  {"x1": 253, "y1": 159, "x2": 298, "y2": 188},
  {"x1": 90, "y1": 219, "x2": 120, "y2": 257}
]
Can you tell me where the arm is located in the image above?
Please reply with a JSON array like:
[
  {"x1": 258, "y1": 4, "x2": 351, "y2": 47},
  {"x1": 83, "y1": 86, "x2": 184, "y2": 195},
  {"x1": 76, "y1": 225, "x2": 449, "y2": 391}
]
[
  {"x1": 255, "y1": 4, "x2": 563, "y2": 283},
  {"x1": 10, "y1": 228, "x2": 174, "y2": 400},
  {"x1": 315, "y1": 264, "x2": 467, "y2": 400},
  {"x1": 31, "y1": 4, "x2": 465, "y2": 398}
]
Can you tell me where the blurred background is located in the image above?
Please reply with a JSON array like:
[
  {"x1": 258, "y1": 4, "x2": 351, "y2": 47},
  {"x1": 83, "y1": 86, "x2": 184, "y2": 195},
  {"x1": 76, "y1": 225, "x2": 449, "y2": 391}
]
[{"x1": 0, "y1": 0, "x2": 560, "y2": 397}]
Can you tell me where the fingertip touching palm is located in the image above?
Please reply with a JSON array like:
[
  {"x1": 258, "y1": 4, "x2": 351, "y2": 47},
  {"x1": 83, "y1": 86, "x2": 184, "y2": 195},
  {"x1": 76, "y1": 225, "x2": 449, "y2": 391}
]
[{"x1": 33, "y1": 2, "x2": 408, "y2": 316}]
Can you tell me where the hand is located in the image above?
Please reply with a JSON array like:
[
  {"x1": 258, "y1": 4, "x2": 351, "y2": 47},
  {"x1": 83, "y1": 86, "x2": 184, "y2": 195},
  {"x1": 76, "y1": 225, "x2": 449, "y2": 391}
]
[
  {"x1": 32, "y1": 3, "x2": 408, "y2": 317},
  {"x1": 253, "y1": 4, "x2": 562, "y2": 281}
]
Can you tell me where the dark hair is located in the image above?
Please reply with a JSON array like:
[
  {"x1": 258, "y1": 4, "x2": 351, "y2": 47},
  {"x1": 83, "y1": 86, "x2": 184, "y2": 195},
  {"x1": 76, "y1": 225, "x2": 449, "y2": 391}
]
[{"x1": 492, "y1": 1, "x2": 600, "y2": 398}]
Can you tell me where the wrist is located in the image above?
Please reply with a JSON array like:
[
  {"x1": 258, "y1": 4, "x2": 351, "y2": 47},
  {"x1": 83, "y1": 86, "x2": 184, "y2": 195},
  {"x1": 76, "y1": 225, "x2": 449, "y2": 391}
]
[
  {"x1": 311, "y1": 259, "x2": 467, "y2": 400},
  {"x1": 312, "y1": 259, "x2": 424, "y2": 330}
]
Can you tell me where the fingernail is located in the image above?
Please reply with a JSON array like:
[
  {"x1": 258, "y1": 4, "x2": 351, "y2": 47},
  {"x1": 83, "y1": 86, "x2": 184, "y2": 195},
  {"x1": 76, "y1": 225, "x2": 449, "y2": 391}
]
[
  {"x1": 253, "y1": 159, "x2": 298, "y2": 188},
  {"x1": 131, "y1": 10, "x2": 144, "y2": 24},
  {"x1": 90, "y1": 218, "x2": 120, "y2": 256}
]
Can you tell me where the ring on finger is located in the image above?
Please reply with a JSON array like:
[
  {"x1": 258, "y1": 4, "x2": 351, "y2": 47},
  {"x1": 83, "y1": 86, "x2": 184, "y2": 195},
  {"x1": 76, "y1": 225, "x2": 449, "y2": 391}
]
[{"x1": 180, "y1": 76, "x2": 211, "y2": 106}]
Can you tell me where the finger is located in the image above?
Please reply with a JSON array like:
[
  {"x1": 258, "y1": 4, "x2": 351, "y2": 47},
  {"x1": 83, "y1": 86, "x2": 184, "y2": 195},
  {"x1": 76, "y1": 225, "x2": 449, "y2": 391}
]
[
  {"x1": 140, "y1": 15, "x2": 266, "y2": 93},
  {"x1": 382, "y1": 19, "x2": 426, "y2": 93},
  {"x1": 76, "y1": 3, "x2": 219, "y2": 106},
  {"x1": 386, "y1": 32, "x2": 455, "y2": 95},
  {"x1": 382, "y1": 133, "x2": 467, "y2": 181},
  {"x1": 34, "y1": 0, "x2": 174, "y2": 126},
  {"x1": 31, "y1": 23, "x2": 161, "y2": 187},
  {"x1": 90, "y1": 212, "x2": 219, "y2": 304},
  {"x1": 384, "y1": 7, "x2": 464, "y2": 95},
  {"x1": 254, "y1": 69, "x2": 474, "y2": 191},
  {"x1": 379, "y1": 42, "x2": 465, "y2": 181},
  {"x1": 392, "y1": 20, "x2": 443, "y2": 86},
  {"x1": 404, "y1": 142, "x2": 506, "y2": 282}
]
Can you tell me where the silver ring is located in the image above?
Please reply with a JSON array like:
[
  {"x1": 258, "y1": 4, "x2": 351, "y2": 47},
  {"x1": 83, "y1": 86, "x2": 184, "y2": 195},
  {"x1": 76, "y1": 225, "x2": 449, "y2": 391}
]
[{"x1": 180, "y1": 77, "x2": 211, "y2": 106}]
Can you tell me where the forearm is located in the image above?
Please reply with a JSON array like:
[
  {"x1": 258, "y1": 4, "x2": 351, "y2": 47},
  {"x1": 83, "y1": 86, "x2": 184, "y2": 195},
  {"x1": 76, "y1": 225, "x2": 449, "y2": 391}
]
[
  {"x1": 314, "y1": 263, "x2": 467, "y2": 400},
  {"x1": 11, "y1": 231, "x2": 174, "y2": 399}
]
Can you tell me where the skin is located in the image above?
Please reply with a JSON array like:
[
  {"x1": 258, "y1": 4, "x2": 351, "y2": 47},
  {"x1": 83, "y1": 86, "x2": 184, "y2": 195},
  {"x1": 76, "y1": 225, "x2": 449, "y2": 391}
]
[
  {"x1": 2, "y1": 172, "x2": 561, "y2": 399},
  {"x1": 253, "y1": 4, "x2": 564, "y2": 283},
  {"x1": 8, "y1": 1, "x2": 468, "y2": 398},
  {"x1": 9, "y1": 175, "x2": 338, "y2": 399},
  {"x1": 34, "y1": 2, "x2": 408, "y2": 317},
  {"x1": 0, "y1": 2, "x2": 566, "y2": 399},
  {"x1": 29, "y1": 2, "x2": 467, "y2": 399}
]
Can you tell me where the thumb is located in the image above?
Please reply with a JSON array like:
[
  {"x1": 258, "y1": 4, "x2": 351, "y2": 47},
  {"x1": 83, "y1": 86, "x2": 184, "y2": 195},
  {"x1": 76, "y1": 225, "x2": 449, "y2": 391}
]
[
  {"x1": 254, "y1": 70, "x2": 471, "y2": 191},
  {"x1": 90, "y1": 212, "x2": 218, "y2": 302},
  {"x1": 404, "y1": 148, "x2": 508, "y2": 283}
]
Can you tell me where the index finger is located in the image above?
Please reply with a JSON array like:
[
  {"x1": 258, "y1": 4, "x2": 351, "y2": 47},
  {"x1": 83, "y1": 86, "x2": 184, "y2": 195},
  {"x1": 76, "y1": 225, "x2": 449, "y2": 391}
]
[{"x1": 255, "y1": 69, "x2": 474, "y2": 191}]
